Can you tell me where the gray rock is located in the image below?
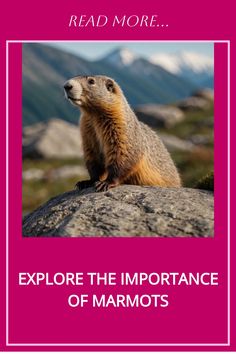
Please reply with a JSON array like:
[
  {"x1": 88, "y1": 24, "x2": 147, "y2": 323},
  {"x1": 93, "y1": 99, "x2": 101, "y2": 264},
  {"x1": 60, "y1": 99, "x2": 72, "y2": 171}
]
[
  {"x1": 159, "y1": 133, "x2": 195, "y2": 152},
  {"x1": 177, "y1": 97, "x2": 210, "y2": 111},
  {"x1": 23, "y1": 168, "x2": 45, "y2": 181},
  {"x1": 23, "y1": 118, "x2": 83, "y2": 159},
  {"x1": 193, "y1": 89, "x2": 214, "y2": 101},
  {"x1": 189, "y1": 134, "x2": 210, "y2": 146},
  {"x1": 49, "y1": 165, "x2": 87, "y2": 180},
  {"x1": 23, "y1": 165, "x2": 88, "y2": 181},
  {"x1": 135, "y1": 105, "x2": 185, "y2": 128},
  {"x1": 23, "y1": 122, "x2": 46, "y2": 137},
  {"x1": 23, "y1": 185, "x2": 214, "y2": 237}
]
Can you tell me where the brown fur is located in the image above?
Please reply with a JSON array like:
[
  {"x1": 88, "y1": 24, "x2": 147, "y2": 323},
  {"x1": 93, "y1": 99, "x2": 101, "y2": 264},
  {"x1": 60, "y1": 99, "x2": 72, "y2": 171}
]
[{"x1": 64, "y1": 75, "x2": 181, "y2": 191}]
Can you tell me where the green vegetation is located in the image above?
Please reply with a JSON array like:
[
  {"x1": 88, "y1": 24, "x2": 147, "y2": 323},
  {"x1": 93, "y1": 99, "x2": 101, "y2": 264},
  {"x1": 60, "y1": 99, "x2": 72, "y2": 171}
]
[
  {"x1": 172, "y1": 148, "x2": 213, "y2": 187},
  {"x1": 196, "y1": 172, "x2": 214, "y2": 191},
  {"x1": 158, "y1": 102, "x2": 213, "y2": 187},
  {"x1": 161, "y1": 103, "x2": 213, "y2": 143},
  {"x1": 23, "y1": 158, "x2": 84, "y2": 171},
  {"x1": 22, "y1": 159, "x2": 88, "y2": 214},
  {"x1": 23, "y1": 176, "x2": 80, "y2": 215}
]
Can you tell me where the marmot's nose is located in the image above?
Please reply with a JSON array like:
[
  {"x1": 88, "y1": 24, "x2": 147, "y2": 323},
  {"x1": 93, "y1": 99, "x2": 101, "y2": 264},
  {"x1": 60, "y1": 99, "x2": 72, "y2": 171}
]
[{"x1": 64, "y1": 82, "x2": 73, "y2": 91}]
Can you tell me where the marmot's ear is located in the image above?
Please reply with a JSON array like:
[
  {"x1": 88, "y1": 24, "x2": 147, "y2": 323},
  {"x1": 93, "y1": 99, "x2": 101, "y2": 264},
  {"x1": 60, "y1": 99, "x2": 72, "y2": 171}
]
[{"x1": 106, "y1": 79, "x2": 115, "y2": 93}]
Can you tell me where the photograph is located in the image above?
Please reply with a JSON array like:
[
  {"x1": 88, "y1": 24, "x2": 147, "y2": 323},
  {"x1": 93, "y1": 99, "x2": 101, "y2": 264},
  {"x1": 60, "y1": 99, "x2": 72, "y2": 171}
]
[{"x1": 22, "y1": 41, "x2": 214, "y2": 237}]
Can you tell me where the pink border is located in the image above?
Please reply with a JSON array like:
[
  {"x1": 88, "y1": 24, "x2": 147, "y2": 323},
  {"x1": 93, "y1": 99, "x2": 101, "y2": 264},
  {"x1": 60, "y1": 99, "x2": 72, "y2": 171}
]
[{"x1": 5, "y1": 40, "x2": 231, "y2": 349}]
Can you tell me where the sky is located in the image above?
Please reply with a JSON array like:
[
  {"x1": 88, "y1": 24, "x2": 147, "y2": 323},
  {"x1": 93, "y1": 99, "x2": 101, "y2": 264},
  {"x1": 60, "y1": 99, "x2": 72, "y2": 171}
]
[{"x1": 48, "y1": 42, "x2": 214, "y2": 61}]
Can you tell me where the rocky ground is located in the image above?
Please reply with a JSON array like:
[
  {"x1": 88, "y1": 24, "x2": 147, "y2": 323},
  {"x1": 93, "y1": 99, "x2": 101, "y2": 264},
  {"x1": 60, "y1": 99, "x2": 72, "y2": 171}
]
[
  {"x1": 23, "y1": 118, "x2": 83, "y2": 159},
  {"x1": 23, "y1": 185, "x2": 214, "y2": 237}
]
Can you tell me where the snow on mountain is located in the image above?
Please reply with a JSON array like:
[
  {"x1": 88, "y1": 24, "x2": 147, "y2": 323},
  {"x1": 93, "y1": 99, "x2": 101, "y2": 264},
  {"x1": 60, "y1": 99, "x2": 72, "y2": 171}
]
[
  {"x1": 104, "y1": 48, "x2": 213, "y2": 75},
  {"x1": 149, "y1": 51, "x2": 213, "y2": 87},
  {"x1": 102, "y1": 47, "x2": 213, "y2": 88},
  {"x1": 150, "y1": 51, "x2": 213, "y2": 76},
  {"x1": 103, "y1": 47, "x2": 137, "y2": 67}
]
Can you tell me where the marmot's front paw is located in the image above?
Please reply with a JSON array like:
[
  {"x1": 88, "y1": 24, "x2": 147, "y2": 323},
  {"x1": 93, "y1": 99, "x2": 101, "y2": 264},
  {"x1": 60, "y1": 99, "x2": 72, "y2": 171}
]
[
  {"x1": 94, "y1": 181, "x2": 110, "y2": 192},
  {"x1": 75, "y1": 180, "x2": 94, "y2": 190}
]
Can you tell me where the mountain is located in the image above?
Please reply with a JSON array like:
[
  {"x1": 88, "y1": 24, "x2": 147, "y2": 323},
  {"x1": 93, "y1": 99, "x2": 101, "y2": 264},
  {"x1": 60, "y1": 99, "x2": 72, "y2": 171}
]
[
  {"x1": 102, "y1": 47, "x2": 137, "y2": 67},
  {"x1": 96, "y1": 48, "x2": 198, "y2": 102},
  {"x1": 150, "y1": 51, "x2": 213, "y2": 88},
  {"x1": 23, "y1": 44, "x2": 201, "y2": 126},
  {"x1": 22, "y1": 43, "x2": 104, "y2": 126},
  {"x1": 200, "y1": 76, "x2": 214, "y2": 89}
]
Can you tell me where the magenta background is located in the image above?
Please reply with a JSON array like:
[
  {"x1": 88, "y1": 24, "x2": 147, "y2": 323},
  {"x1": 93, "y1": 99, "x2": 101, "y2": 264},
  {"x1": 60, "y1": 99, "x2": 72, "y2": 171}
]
[{"x1": 0, "y1": 0, "x2": 235, "y2": 351}]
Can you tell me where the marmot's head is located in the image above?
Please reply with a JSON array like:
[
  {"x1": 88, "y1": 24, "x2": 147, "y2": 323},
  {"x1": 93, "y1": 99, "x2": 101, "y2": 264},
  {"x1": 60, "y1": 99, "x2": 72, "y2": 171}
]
[{"x1": 64, "y1": 75, "x2": 122, "y2": 112}]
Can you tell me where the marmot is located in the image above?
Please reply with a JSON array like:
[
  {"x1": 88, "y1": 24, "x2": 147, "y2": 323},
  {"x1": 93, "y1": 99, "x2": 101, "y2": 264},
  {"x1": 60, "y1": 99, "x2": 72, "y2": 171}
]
[{"x1": 64, "y1": 75, "x2": 181, "y2": 192}]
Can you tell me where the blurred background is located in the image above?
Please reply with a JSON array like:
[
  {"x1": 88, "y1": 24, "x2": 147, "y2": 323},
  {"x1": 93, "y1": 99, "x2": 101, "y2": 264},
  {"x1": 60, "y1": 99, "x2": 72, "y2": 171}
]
[{"x1": 22, "y1": 42, "x2": 214, "y2": 215}]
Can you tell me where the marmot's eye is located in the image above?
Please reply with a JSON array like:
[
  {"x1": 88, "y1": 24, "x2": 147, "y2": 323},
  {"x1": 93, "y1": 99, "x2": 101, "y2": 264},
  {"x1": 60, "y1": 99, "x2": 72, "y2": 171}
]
[
  {"x1": 106, "y1": 79, "x2": 114, "y2": 92},
  {"x1": 88, "y1": 78, "x2": 95, "y2": 85}
]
